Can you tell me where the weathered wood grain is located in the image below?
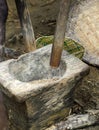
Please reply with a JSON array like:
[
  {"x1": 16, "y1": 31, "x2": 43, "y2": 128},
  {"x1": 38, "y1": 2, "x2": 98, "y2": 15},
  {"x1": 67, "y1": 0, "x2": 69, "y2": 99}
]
[
  {"x1": 50, "y1": 0, "x2": 70, "y2": 67},
  {"x1": 15, "y1": 0, "x2": 36, "y2": 52}
]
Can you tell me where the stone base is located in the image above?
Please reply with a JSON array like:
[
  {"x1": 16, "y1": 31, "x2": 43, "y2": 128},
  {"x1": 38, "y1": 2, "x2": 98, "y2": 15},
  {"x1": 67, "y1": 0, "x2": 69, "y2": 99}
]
[{"x1": 0, "y1": 45, "x2": 89, "y2": 130}]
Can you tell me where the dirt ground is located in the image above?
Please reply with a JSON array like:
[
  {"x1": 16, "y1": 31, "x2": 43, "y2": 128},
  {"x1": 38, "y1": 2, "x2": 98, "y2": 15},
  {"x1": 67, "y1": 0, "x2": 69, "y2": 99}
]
[
  {"x1": 6, "y1": 0, "x2": 60, "y2": 39},
  {"x1": 0, "y1": 0, "x2": 99, "y2": 129}
]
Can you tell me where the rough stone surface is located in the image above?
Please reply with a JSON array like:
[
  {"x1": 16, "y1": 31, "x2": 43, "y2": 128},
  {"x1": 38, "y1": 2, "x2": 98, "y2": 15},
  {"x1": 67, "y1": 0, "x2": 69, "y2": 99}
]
[
  {"x1": 46, "y1": 125, "x2": 99, "y2": 130},
  {"x1": 46, "y1": 110, "x2": 99, "y2": 130},
  {"x1": 9, "y1": 53, "x2": 66, "y2": 82},
  {"x1": 0, "y1": 45, "x2": 89, "y2": 129},
  {"x1": 66, "y1": 0, "x2": 99, "y2": 67}
]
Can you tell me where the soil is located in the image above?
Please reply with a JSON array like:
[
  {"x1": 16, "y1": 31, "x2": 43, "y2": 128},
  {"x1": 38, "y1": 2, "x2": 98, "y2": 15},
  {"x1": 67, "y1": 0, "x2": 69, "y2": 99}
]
[
  {"x1": 6, "y1": 0, "x2": 60, "y2": 39},
  {"x1": 0, "y1": 0, "x2": 99, "y2": 129}
]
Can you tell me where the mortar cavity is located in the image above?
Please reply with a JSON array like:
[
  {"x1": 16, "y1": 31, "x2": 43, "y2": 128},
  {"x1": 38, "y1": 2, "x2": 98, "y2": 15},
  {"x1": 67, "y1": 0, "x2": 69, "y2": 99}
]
[{"x1": 9, "y1": 53, "x2": 66, "y2": 82}]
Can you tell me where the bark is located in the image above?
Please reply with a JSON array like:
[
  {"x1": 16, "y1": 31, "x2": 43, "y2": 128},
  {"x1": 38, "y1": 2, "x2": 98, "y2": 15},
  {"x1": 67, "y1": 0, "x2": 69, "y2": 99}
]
[{"x1": 15, "y1": 0, "x2": 36, "y2": 52}]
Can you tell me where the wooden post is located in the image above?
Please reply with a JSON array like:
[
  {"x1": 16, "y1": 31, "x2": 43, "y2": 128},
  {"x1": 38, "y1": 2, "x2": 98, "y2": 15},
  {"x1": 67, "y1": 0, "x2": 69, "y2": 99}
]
[
  {"x1": 0, "y1": 0, "x2": 8, "y2": 62},
  {"x1": 50, "y1": 0, "x2": 71, "y2": 67},
  {"x1": 15, "y1": 0, "x2": 36, "y2": 52}
]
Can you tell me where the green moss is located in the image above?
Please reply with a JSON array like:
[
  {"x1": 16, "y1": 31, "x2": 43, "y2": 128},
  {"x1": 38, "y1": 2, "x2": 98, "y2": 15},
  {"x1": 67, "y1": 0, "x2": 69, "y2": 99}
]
[{"x1": 36, "y1": 36, "x2": 84, "y2": 59}]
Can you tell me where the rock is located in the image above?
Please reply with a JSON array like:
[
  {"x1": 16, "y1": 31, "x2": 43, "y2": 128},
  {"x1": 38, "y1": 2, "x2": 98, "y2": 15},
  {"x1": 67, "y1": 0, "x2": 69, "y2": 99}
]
[
  {"x1": 46, "y1": 110, "x2": 99, "y2": 130},
  {"x1": 0, "y1": 45, "x2": 89, "y2": 130}
]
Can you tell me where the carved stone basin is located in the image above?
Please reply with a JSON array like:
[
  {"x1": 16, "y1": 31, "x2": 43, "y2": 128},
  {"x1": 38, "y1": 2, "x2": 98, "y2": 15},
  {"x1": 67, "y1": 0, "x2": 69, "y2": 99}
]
[
  {"x1": 9, "y1": 52, "x2": 66, "y2": 82},
  {"x1": 0, "y1": 45, "x2": 89, "y2": 130}
]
